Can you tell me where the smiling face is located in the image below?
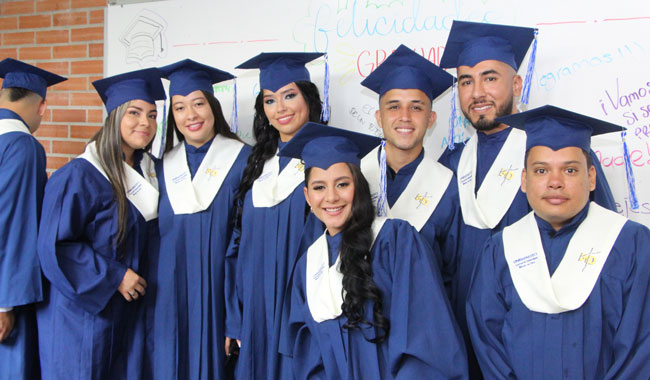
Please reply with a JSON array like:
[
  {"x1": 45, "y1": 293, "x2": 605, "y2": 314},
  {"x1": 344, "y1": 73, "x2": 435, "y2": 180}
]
[
  {"x1": 521, "y1": 145, "x2": 596, "y2": 231},
  {"x1": 120, "y1": 99, "x2": 158, "y2": 158},
  {"x1": 375, "y1": 88, "x2": 435, "y2": 155},
  {"x1": 457, "y1": 59, "x2": 521, "y2": 134},
  {"x1": 304, "y1": 162, "x2": 355, "y2": 236},
  {"x1": 262, "y1": 82, "x2": 310, "y2": 142},
  {"x1": 171, "y1": 90, "x2": 216, "y2": 148}
]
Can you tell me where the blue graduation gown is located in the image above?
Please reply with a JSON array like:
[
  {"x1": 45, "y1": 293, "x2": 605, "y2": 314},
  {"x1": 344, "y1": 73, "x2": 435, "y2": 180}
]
[
  {"x1": 466, "y1": 205, "x2": 650, "y2": 379},
  {"x1": 37, "y1": 155, "x2": 154, "y2": 380},
  {"x1": 286, "y1": 219, "x2": 468, "y2": 380},
  {"x1": 0, "y1": 110, "x2": 46, "y2": 380},
  {"x1": 438, "y1": 127, "x2": 617, "y2": 378},
  {"x1": 146, "y1": 139, "x2": 250, "y2": 380},
  {"x1": 384, "y1": 149, "x2": 462, "y2": 295},
  {"x1": 225, "y1": 152, "x2": 321, "y2": 380}
]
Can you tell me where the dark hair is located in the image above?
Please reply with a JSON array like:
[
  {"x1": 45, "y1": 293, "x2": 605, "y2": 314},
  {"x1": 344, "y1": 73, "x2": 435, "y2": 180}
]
[
  {"x1": 305, "y1": 163, "x2": 390, "y2": 343},
  {"x1": 524, "y1": 148, "x2": 593, "y2": 168},
  {"x1": 90, "y1": 102, "x2": 134, "y2": 251},
  {"x1": 232, "y1": 80, "x2": 325, "y2": 229},
  {"x1": 4, "y1": 87, "x2": 36, "y2": 102},
  {"x1": 164, "y1": 90, "x2": 241, "y2": 153}
]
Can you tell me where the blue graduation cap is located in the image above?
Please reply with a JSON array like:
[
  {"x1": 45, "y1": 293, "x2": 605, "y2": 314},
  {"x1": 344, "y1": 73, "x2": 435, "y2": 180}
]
[
  {"x1": 360, "y1": 44, "x2": 455, "y2": 101},
  {"x1": 92, "y1": 68, "x2": 166, "y2": 114},
  {"x1": 495, "y1": 105, "x2": 623, "y2": 152},
  {"x1": 159, "y1": 59, "x2": 235, "y2": 97},
  {"x1": 278, "y1": 122, "x2": 381, "y2": 170},
  {"x1": 0, "y1": 58, "x2": 67, "y2": 99},
  {"x1": 439, "y1": 21, "x2": 536, "y2": 71},
  {"x1": 236, "y1": 52, "x2": 324, "y2": 92}
]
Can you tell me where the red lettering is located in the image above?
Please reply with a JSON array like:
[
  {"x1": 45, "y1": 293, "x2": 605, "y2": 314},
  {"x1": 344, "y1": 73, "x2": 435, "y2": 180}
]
[{"x1": 357, "y1": 50, "x2": 373, "y2": 78}]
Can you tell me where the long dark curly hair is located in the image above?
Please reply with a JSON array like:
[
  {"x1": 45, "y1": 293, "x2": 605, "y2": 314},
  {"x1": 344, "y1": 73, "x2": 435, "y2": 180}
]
[
  {"x1": 232, "y1": 80, "x2": 324, "y2": 229},
  {"x1": 305, "y1": 163, "x2": 390, "y2": 343}
]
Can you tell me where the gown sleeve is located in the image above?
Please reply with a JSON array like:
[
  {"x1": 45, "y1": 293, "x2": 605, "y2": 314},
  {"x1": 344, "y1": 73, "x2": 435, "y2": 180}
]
[
  {"x1": 602, "y1": 223, "x2": 650, "y2": 379},
  {"x1": 465, "y1": 234, "x2": 517, "y2": 379},
  {"x1": 382, "y1": 220, "x2": 469, "y2": 380},
  {"x1": 287, "y1": 257, "x2": 327, "y2": 379},
  {"x1": 224, "y1": 224, "x2": 242, "y2": 340},
  {"x1": 0, "y1": 135, "x2": 45, "y2": 307},
  {"x1": 37, "y1": 162, "x2": 127, "y2": 315}
]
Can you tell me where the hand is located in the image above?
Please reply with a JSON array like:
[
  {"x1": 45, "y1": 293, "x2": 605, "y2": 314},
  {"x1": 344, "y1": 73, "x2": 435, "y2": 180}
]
[
  {"x1": 117, "y1": 268, "x2": 147, "y2": 302},
  {"x1": 225, "y1": 337, "x2": 241, "y2": 355},
  {"x1": 0, "y1": 310, "x2": 15, "y2": 342}
]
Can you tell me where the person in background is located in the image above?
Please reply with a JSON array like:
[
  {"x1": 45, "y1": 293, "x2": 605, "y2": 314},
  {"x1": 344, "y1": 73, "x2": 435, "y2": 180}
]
[
  {"x1": 359, "y1": 44, "x2": 461, "y2": 296},
  {"x1": 146, "y1": 59, "x2": 250, "y2": 380},
  {"x1": 281, "y1": 122, "x2": 468, "y2": 380},
  {"x1": 437, "y1": 20, "x2": 617, "y2": 378},
  {"x1": 0, "y1": 58, "x2": 66, "y2": 380},
  {"x1": 226, "y1": 52, "x2": 326, "y2": 380},
  {"x1": 467, "y1": 105, "x2": 650, "y2": 379},
  {"x1": 37, "y1": 68, "x2": 164, "y2": 380}
]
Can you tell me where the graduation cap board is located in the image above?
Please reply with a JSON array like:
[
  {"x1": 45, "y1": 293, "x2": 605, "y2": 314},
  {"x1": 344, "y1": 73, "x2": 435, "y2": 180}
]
[
  {"x1": 278, "y1": 122, "x2": 381, "y2": 170},
  {"x1": 360, "y1": 44, "x2": 455, "y2": 101},
  {"x1": 159, "y1": 59, "x2": 235, "y2": 97},
  {"x1": 92, "y1": 68, "x2": 166, "y2": 114},
  {"x1": 495, "y1": 105, "x2": 623, "y2": 152},
  {"x1": 0, "y1": 58, "x2": 67, "y2": 99}
]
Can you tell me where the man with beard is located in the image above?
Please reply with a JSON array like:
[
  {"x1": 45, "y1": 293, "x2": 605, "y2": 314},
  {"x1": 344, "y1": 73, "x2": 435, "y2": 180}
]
[
  {"x1": 438, "y1": 21, "x2": 616, "y2": 379},
  {"x1": 359, "y1": 44, "x2": 462, "y2": 297}
]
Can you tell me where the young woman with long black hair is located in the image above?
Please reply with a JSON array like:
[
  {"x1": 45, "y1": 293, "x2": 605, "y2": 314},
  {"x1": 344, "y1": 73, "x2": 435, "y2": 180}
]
[
  {"x1": 225, "y1": 52, "x2": 327, "y2": 380},
  {"x1": 280, "y1": 123, "x2": 469, "y2": 380},
  {"x1": 37, "y1": 69, "x2": 164, "y2": 380},
  {"x1": 145, "y1": 59, "x2": 250, "y2": 380}
]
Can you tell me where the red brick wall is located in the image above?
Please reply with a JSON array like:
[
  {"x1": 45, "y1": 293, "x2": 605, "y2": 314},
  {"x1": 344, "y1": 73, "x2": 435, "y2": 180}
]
[{"x1": 0, "y1": 0, "x2": 107, "y2": 174}]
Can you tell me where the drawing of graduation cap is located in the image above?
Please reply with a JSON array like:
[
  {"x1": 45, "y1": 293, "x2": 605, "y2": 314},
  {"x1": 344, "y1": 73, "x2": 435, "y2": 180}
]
[{"x1": 120, "y1": 9, "x2": 168, "y2": 65}]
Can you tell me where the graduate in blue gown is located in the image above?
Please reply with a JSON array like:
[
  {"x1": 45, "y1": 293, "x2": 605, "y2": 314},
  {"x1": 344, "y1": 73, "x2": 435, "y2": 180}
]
[
  {"x1": 437, "y1": 21, "x2": 618, "y2": 379},
  {"x1": 226, "y1": 52, "x2": 327, "y2": 380},
  {"x1": 0, "y1": 59, "x2": 65, "y2": 380},
  {"x1": 280, "y1": 122, "x2": 468, "y2": 380},
  {"x1": 467, "y1": 105, "x2": 650, "y2": 380},
  {"x1": 37, "y1": 69, "x2": 164, "y2": 380},
  {"x1": 358, "y1": 44, "x2": 462, "y2": 293},
  {"x1": 145, "y1": 59, "x2": 250, "y2": 380}
]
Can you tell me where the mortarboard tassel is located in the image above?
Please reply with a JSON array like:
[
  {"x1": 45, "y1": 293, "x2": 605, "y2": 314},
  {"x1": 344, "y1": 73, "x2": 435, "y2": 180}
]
[
  {"x1": 321, "y1": 53, "x2": 330, "y2": 123},
  {"x1": 521, "y1": 29, "x2": 538, "y2": 105},
  {"x1": 158, "y1": 100, "x2": 167, "y2": 158},
  {"x1": 621, "y1": 130, "x2": 639, "y2": 210},
  {"x1": 230, "y1": 80, "x2": 239, "y2": 134},
  {"x1": 376, "y1": 140, "x2": 388, "y2": 217},
  {"x1": 447, "y1": 80, "x2": 457, "y2": 151}
]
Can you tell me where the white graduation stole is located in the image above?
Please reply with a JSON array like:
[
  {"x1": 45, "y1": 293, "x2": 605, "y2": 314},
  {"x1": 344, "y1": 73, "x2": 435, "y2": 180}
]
[
  {"x1": 163, "y1": 135, "x2": 244, "y2": 215},
  {"x1": 361, "y1": 146, "x2": 452, "y2": 231},
  {"x1": 306, "y1": 217, "x2": 387, "y2": 323},
  {"x1": 502, "y1": 202, "x2": 627, "y2": 314},
  {"x1": 251, "y1": 151, "x2": 304, "y2": 208},
  {"x1": 80, "y1": 141, "x2": 159, "y2": 221},
  {"x1": 0, "y1": 119, "x2": 30, "y2": 135},
  {"x1": 457, "y1": 128, "x2": 526, "y2": 229}
]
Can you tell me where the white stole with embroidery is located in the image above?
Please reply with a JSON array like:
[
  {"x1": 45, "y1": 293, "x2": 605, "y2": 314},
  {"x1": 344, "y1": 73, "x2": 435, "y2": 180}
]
[
  {"x1": 457, "y1": 128, "x2": 526, "y2": 229},
  {"x1": 0, "y1": 119, "x2": 30, "y2": 135},
  {"x1": 361, "y1": 147, "x2": 451, "y2": 231},
  {"x1": 502, "y1": 202, "x2": 626, "y2": 314},
  {"x1": 163, "y1": 135, "x2": 244, "y2": 215},
  {"x1": 80, "y1": 141, "x2": 159, "y2": 221},
  {"x1": 251, "y1": 151, "x2": 304, "y2": 208},
  {"x1": 306, "y1": 217, "x2": 387, "y2": 323}
]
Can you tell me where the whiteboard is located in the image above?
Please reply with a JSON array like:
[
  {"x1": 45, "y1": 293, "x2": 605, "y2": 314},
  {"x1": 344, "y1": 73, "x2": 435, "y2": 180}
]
[{"x1": 106, "y1": 0, "x2": 650, "y2": 226}]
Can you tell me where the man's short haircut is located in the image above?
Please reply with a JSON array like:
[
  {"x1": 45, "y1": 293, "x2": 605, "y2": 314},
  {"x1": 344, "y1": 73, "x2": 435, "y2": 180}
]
[
  {"x1": 3, "y1": 87, "x2": 34, "y2": 102},
  {"x1": 524, "y1": 148, "x2": 593, "y2": 169}
]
